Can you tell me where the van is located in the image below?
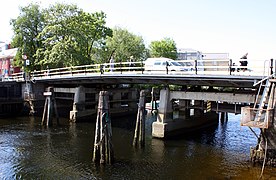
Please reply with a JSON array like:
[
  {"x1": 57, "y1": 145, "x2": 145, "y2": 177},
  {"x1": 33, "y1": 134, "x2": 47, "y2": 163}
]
[{"x1": 144, "y1": 57, "x2": 193, "y2": 72}]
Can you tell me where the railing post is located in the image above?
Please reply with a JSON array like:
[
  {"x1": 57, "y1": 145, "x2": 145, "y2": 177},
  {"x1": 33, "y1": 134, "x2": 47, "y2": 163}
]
[
  {"x1": 84, "y1": 65, "x2": 87, "y2": 75},
  {"x1": 229, "y1": 59, "x2": 232, "y2": 75},
  {"x1": 195, "y1": 59, "x2": 198, "y2": 75},
  {"x1": 120, "y1": 61, "x2": 122, "y2": 74},
  {"x1": 141, "y1": 60, "x2": 144, "y2": 74},
  {"x1": 166, "y1": 61, "x2": 169, "y2": 74},
  {"x1": 270, "y1": 58, "x2": 274, "y2": 76},
  {"x1": 274, "y1": 59, "x2": 276, "y2": 78}
]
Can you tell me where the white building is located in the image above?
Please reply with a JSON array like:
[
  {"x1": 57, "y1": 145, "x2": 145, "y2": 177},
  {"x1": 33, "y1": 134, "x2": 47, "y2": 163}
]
[{"x1": 177, "y1": 48, "x2": 202, "y2": 60}]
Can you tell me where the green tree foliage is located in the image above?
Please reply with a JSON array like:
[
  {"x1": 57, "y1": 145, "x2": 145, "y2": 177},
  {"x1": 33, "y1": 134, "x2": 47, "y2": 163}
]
[
  {"x1": 149, "y1": 38, "x2": 177, "y2": 60},
  {"x1": 10, "y1": 3, "x2": 45, "y2": 71},
  {"x1": 10, "y1": 3, "x2": 112, "y2": 70},
  {"x1": 37, "y1": 3, "x2": 112, "y2": 68},
  {"x1": 105, "y1": 27, "x2": 147, "y2": 63}
]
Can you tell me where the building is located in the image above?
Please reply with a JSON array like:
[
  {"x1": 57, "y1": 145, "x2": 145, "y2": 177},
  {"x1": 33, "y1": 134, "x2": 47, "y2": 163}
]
[
  {"x1": 177, "y1": 48, "x2": 230, "y2": 72},
  {"x1": 177, "y1": 48, "x2": 229, "y2": 60},
  {"x1": 202, "y1": 53, "x2": 229, "y2": 60},
  {"x1": 0, "y1": 42, "x2": 20, "y2": 77},
  {"x1": 177, "y1": 48, "x2": 203, "y2": 60}
]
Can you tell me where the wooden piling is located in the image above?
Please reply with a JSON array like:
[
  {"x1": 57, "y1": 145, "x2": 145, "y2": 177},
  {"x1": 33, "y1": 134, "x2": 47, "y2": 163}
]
[
  {"x1": 24, "y1": 82, "x2": 36, "y2": 115},
  {"x1": 220, "y1": 112, "x2": 228, "y2": 123},
  {"x1": 93, "y1": 91, "x2": 114, "y2": 164},
  {"x1": 220, "y1": 112, "x2": 225, "y2": 122},
  {"x1": 133, "y1": 90, "x2": 146, "y2": 147},
  {"x1": 41, "y1": 87, "x2": 59, "y2": 126},
  {"x1": 151, "y1": 87, "x2": 157, "y2": 113}
]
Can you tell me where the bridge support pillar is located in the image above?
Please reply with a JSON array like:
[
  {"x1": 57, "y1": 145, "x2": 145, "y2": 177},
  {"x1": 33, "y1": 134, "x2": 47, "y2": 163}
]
[
  {"x1": 112, "y1": 92, "x2": 121, "y2": 108},
  {"x1": 23, "y1": 82, "x2": 36, "y2": 115},
  {"x1": 251, "y1": 125, "x2": 276, "y2": 166},
  {"x1": 70, "y1": 86, "x2": 86, "y2": 122},
  {"x1": 194, "y1": 100, "x2": 204, "y2": 117},
  {"x1": 152, "y1": 90, "x2": 219, "y2": 138},
  {"x1": 250, "y1": 85, "x2": 276, "y2": 166},
  {"x1": 178, "y1": 99, "x2": 190, "y2": 119},
  {"x1": 133, "y1": 90, "x2": 146, "y2": 147},
  {"x1": 220, "y1": 112, "x2": 228, "y2": 122},
  {"x1": 41, "y1": 87, "x2": 59, "y2": 126},
  {"x1": 128, "y1": 89, "x2": 138, "y2": 109},
  {"x1": 93, "y1": 91, "x2": 114, "y2": 164},
  {"x1": 152, "y1": 88, "x2": 173, "y2": 138}
]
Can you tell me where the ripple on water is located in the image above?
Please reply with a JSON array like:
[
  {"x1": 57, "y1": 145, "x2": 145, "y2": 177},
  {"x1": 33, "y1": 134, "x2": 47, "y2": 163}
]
[{"x1": 0, "y1": 114, "x2": 275, "y2": 179}]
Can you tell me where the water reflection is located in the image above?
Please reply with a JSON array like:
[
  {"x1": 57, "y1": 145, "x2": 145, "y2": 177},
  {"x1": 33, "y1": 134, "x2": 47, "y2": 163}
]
[{"x1": 0, "y1": 113, "x2": 274, "y2": 179}]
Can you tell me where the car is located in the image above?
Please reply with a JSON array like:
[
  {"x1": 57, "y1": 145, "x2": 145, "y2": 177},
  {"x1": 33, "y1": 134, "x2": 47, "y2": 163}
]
[{"x1": 144, "y1": 57, "x2": 193, "y2": 72}]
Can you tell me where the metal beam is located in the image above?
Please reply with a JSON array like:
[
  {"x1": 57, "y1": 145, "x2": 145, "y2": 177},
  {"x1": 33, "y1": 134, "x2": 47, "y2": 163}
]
[{"x1": 170, "y1": 91, "x2": 256, "y2": 103}]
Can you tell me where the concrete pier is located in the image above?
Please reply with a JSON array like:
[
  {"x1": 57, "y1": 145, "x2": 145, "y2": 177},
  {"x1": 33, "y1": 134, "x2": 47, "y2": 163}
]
[
  {"x1": 152, "y1": 88, "x2": 173, "y2": 138},
  {"x1": 152, "y1": 88, "x2": 218, "y2": 138},
  {"x1": 250, "y1": 125, "x2": 276, "y2": 167},
  {"x1": 261, "y1": 125, "x2": 276, "y2": 166},
  {"x1": 178, "y1": 99, "x2": 190, "y2": 119},
  {"x1": 70, "y1": 86, "x2": 88, "y2": 122}
]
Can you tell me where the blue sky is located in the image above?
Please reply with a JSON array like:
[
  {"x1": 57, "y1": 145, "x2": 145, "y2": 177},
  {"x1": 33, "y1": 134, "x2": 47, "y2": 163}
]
[{"x1": 1, "y1": 0, "x2": 276, "y2": 60}]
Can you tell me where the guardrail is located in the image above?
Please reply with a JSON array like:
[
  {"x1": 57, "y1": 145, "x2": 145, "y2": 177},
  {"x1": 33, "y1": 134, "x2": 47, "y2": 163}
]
[{"x1": 6, "y1": 58, "x2": 274, "y2": 82}]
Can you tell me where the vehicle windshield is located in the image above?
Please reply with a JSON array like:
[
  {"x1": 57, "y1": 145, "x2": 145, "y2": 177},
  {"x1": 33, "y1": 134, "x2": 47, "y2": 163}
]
[
  {"x1": 170, "y1": 61, "x2": 181, "y2": 66},
  {"x1": 178, "y1": 61, "x2": 193, "y2": 66},
  {"x1": 183, "y1": 62, "x2": 193, "y2": 66}
]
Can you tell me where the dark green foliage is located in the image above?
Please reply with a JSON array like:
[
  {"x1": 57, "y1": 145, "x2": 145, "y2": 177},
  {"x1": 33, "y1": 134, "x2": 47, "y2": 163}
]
[
  {"x1": 149, "y1": 37, "x2": 177, "y2": 60},
  {"x1": 11, "y1": 3, "x2": 45, "y2": 71},
  {"x1": 10, "y1": 2, "x2": 112, "y2": 70},
  {"x1": 105, "y1": 27, "x2": 147, "y2": 63}
]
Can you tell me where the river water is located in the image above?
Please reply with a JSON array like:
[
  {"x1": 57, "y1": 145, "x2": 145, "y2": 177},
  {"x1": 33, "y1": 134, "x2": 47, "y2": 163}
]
[{"x1": 0, "y1": 113, "x2": 275, "y2": 179}]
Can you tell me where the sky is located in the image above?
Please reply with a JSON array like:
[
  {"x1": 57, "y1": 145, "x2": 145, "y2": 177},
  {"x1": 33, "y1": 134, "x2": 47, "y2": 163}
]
[{"x1": 1, "y1": 0, "x2": 276, "y2": 60}]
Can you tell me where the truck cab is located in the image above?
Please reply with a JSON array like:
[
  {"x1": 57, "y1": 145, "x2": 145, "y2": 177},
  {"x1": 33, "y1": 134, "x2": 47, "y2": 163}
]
[{"x1": 144, "y1": 57, "x2": 193, "y2": 73}]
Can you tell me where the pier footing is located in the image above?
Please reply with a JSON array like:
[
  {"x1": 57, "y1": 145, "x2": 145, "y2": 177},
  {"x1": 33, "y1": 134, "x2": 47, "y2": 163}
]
[
  {"x1": 250, "y1": 126, "x2": 276, "y2": 167},
  {"x1": 152, "y1": 112, "x2": 218, "y2": 138},
  {"x1": 152, "y1": 88, "x2": 219, "y2": 138}
]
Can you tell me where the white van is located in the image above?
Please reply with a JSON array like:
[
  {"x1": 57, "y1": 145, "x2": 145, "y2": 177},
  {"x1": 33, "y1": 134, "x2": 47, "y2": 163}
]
[{"x1": 144, "y1": 57, "x2": 193, "y2": 72}]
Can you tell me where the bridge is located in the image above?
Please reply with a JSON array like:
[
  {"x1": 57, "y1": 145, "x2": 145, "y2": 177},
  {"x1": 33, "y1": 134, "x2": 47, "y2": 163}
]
[
  {"x1": 6, "y1": 58, "x2": 271, "y2": 86},
  {"x1": 0, "y1": 58, "x2": 275, "y2": 166}
]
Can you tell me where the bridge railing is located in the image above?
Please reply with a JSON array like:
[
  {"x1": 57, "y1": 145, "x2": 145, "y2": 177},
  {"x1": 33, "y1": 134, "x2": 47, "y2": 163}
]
[
  {"x1": 175, "y1": 59, "x2": 230, "y2": 75},
  {"x1": 175, "y1": 58, "x2": 272, "y2": 76},
  {"x1": 229, "y1": 59, "x2": 272, "y2": 77},
  {"x1": 7, "y1": 58, "x2": 273, "y2": 82}
]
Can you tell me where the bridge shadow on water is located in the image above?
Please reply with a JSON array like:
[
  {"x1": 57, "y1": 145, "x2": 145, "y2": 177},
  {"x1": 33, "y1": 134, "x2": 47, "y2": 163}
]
[{"x1": 1, "y1": 112, "x2": 273, "y2": 179}]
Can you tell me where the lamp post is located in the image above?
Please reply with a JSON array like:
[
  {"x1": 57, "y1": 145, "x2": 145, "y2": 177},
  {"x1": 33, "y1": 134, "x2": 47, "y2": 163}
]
[{"x1": 22, "y1": 54, "x2": 28, "y2": 81}]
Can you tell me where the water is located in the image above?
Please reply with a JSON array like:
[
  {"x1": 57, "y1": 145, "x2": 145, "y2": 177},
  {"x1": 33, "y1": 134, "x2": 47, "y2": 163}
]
[{"x1": 0, "y1": 113, "x2": 275, "y2": 179}]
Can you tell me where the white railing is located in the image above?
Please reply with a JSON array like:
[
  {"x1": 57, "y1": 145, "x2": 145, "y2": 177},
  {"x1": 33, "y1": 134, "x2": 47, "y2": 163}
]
[{"x1": 6, "y1": 58, "x2": 273, "y2": 82}]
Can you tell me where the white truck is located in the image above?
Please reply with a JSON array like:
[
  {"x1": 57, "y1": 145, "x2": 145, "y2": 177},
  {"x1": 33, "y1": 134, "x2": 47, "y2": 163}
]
[{"x1": 144, "y1": 57, "x2": 193, "y2": 73}]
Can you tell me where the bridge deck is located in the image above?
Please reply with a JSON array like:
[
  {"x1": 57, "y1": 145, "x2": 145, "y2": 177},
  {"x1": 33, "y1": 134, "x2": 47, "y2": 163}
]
[
  {"x1": 29, "y1": 73, "x2": 263, "y2": 88},
  {"x1": 5, "y1": 59, "x2": 269, "y2": 88}
]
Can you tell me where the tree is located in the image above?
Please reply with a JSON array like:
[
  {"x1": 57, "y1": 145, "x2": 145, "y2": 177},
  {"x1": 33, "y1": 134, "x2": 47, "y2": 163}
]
[
  {"x1": 105, "y1": 27, "x2": 147, "y2": 63},
  {"x1": 36, "y1": 3, "x2": 112, "y2": 68},
  {"x1": 10, "y1": 2, "x2": 112, "y2": 70},
  {"x1": 10, "y1": 3, "x2": 45, "y2": 71},
  {"x1": 149, "y1": 38, "x2": 177, "y2": 60}
]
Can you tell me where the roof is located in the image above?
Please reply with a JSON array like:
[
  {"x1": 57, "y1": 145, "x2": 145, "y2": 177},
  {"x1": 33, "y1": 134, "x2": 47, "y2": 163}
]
[
  {"x1": 178, "y1": 48, "x2": 200, "y2": 53},
  {"x1": 145, "y1": 57, "x2": 174, "y2": 61},
  {"x1": 0, "y1": 48, "x2": 18, "y2": 59}
]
